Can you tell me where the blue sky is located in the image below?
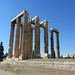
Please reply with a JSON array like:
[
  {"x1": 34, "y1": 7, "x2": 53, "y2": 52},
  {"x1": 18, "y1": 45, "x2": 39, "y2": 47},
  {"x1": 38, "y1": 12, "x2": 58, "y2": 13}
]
[{"x1": 0, "y1": 0, "x2": 75, "y2": 55}]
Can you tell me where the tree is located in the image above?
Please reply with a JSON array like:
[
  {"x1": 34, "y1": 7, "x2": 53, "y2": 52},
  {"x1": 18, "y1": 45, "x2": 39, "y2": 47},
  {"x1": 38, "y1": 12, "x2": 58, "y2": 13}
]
[{"x1": 0, "y1": 42, "x2": 4, "y2": 61}]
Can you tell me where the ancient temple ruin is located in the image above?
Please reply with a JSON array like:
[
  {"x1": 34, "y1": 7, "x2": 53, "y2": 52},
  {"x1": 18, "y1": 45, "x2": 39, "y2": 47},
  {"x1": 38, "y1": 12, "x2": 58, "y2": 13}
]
[
  {"x1": 50, "y1": 28, "x2": 60, "y2": 58},
  {"x1": 7, "y1": 10, "x2": 60, "y2": 60}
]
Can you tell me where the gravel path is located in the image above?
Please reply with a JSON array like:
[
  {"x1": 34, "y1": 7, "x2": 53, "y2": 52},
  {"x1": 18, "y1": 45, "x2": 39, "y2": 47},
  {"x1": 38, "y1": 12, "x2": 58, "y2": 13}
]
[{"x1": 0, "y1": 69, "x2": 17, "y2": 75}]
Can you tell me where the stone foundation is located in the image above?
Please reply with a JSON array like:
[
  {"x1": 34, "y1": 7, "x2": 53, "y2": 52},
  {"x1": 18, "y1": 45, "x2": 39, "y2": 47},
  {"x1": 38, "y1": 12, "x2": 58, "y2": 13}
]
[{"x1": 2, "y1": 59, "x2": 75, "y2": 70}]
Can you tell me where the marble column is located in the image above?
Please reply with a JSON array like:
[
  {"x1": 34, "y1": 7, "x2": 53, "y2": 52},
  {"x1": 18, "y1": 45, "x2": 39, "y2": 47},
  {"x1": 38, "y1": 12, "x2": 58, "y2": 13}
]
[
  {"x1": 50, "y1": 30, "x2": 54, "y2": 58},
  {"x1": 27, "y1": 19, "x2": 32, "y2": 58},
  {"x1": 21, "y1": 12, "x2": 29, "y2": 59},
  {"x1": 8, "y1": 22, "x2": 15, "y2": 58},
  {"x1": 19, "y1": 26, "x2": 23, "y2": 56},
  {"x1": 56, "y1": 32, "x2": 60, "y2": 58},
  {"x1": 14, "y1": 17, "x2": 21, "y2": 58},
  {"x1": 34, "y1": 16, "x2": 40, "y2": 57},
  {"x1": 44, "y1": 23, "x2": 48, "y2": 53}
]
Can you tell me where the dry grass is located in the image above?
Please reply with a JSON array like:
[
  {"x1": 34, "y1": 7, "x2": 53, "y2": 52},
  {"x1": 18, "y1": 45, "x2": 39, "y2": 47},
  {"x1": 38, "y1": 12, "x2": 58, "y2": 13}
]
[{"x1": 0, "y1": 62, "x2": 75, "y2": 75}]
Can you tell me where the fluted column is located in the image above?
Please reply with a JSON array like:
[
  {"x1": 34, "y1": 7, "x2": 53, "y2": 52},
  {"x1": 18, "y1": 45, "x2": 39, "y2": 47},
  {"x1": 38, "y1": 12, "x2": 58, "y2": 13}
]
[
  {"x1": 27, "y1": 19, "x2": 32, "y2": 58},
  {"x1": 44, "y1": 21, "x2": 48, "y2": 53},
  {"x1": 34, "y1": 16, "x2": 40, "y2": 57},
  {"x1": 56, "y1": 32, "x2": 60, "y2": 58},
  {"x1": 8, "y1": 22, "x2": 15, "y2": 58},
  {"x1": 14, "y1": 17, "x2": 21, "y2": 58},
  {"x1": 21, "y1": 11, "x2": 29, "y2": 59},
  {"x1": 50, "y1": 30, "x2": 54, "y2": 58},
  {"x1": 19, "y1": 26, "x2": 23, "y2": 56}
]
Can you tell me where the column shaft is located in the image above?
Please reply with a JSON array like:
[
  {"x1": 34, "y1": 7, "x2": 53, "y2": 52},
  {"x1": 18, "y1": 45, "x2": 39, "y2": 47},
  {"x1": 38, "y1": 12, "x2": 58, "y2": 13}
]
[
  {"x1": 27, "y1": 20, "x2": 32, "y2": 58},
  {"x1": 8, "y1": 22, "x2": 15, "y2": 58},
  {"x1": 14, "y1": 17, "x2": 21, "y2": 58},
  {"x1": 21, "y1": 12, "x2": 29, "y2": 59},
  {"x1": 56, "y1": 32, "x2": 60, "y2": 58},
  {"x1": 44, "y1": 27, "x2": 48, "y2": 53},
  {"x1": 35, "y1": 16, "x2": 40, "y2": 57},
  {"x1": 50, "y1": 31, "x2": 54, "y2": 58}
]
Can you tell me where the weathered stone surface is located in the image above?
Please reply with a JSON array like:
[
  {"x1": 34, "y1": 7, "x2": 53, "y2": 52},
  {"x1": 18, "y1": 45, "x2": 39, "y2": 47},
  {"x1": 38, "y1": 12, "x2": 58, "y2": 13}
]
[
  {"x1": 41, "y1": 53, "x2": 48, "y2": 59},
  {"x1": 7, "y1": 10, "x2": 60, "y2": 60},
  {"x1": 34, "y1": 16, "x2": 40, "y2": 58},
  {"x1": 50, "y1": 28, "x2": 58, "y2": 32},
  {"x1": 8, "y1": 22, "x2": 15, "y2": 58},
  {"x1": 50, "y1": 28, "x2": 60, "y2": 58},
  {"x1": 44, "y1": 23, "x2": 48, "y2": 53},
  {"x1": 11, "y1": 10, "x2": 27, "y2": 22},
  {"x1": 50, "y1": 30, "x2": 54, "y2": 58},
  {"x1": 56, "y1": 32, "x2": 60, "y2": 58},
  {"x1": 14, "y1": 17, "x2": 21, "y2": 58},
  {"x1": 27, "y1": 19, "x2": 32, "y2": 58},
  {"x1": 2, "y1": 60, "x2": 75, "y2": 70},
  {"x1": 21, "y1": 12, "x2": 29, "y2": 59}
]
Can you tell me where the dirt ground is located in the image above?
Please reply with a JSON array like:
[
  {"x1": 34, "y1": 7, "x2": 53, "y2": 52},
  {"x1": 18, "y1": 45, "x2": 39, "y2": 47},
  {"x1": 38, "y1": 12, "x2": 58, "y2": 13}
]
[
  {"x1": 0, "y1": 63, "x2": 75, "y2": 75},
  {"x1": 0, "y1": 69, "x2": 17, "y2": 75}
]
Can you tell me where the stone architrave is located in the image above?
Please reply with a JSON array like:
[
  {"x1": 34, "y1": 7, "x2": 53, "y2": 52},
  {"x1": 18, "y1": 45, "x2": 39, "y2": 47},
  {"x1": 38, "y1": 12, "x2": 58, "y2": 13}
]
[
  {"x1": 8, "y1": 22, "x2": 15, "y2": 58},
  {"x1": 14, "y1": 17, "x2": 21, "y2": 58},
  {"x1": 44, "y1": 21, "x2": 48, "y2": 53},
  {"x1": 34, "y1": 16, "x2": 40, "y2": 57}
]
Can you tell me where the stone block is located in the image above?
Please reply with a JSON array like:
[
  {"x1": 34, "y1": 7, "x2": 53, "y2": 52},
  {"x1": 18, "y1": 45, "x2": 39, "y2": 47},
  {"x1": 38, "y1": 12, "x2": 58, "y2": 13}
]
[{"x1": 41, "y1": 53, "x2": 48, "y2": 59}]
